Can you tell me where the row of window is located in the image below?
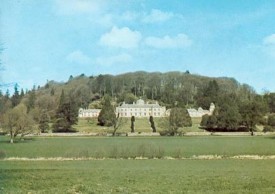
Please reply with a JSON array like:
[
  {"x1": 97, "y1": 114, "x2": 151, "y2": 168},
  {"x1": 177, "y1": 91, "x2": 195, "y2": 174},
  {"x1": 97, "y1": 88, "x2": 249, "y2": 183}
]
[
  {"x1": 80, "y1": 113, "x2": 99, "y2": 117},
  {"x1": 120, "y1": 112, "x2": 161, "y2": 117},
  {"x1": 119, "y1": 108, "x2": 161, "y2": 112}
]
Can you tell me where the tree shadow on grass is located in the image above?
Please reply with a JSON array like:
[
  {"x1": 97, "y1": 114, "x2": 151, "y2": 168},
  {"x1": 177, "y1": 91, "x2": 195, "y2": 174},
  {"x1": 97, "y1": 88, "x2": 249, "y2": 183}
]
[{"x1": 266, "y1": 136, "x2": 275, "y2": 139}]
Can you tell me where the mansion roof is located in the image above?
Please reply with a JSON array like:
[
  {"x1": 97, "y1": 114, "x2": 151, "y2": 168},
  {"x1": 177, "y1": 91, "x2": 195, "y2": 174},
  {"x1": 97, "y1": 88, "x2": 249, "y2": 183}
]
[{"x1": 118, "y1": 99, "x2": 164, "y2": 109}]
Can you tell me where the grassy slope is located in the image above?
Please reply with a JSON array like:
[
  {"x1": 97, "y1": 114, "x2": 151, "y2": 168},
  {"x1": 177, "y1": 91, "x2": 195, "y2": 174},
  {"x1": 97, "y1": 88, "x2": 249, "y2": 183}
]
[
  {"x1": 74, "y1": 117, "x2": 203, "y2": 133},
  {"x1": 1, "y1": 136, "x2": 275, "y2": 158},
  {"x1": 1, "y1": 160, "x2": 275, "y2": 193}
]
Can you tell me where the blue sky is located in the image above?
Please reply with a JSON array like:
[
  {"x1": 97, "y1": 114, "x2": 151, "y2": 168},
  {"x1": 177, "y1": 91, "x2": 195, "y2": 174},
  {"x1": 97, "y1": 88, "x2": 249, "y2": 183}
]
[{"x1": 1, "y1": 0, "x2": 275, "y2": 93}]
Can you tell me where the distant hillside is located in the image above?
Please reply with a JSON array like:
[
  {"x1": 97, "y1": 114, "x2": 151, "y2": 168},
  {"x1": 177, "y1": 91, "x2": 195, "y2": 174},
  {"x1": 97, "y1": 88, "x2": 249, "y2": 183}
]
[{"x1": 35, "y1": 71, "x2": 255, "y2": 112}]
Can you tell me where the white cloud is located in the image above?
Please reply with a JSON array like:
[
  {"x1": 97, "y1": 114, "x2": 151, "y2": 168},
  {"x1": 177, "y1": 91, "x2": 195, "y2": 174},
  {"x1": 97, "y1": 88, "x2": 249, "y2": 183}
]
[
  {"x1": 142, "y1": 9, "x2": 174, "y2": 23},
  {"x1": 145, "y1": 33, "x2": 192, "y2": 49},
  {"x1": 99, "y1": 26, "x2": 142, "y2": 49},
  {"x1": 54, "y1": 0, "x2": 105, "y2": 15},
  {"x1": 263, "y1": 34, "x2": 275, "y2": 45},
  {"x1": 96, "y1": 53, "x2": 132, "y2": 66},
  {"x1": 263, "y1": 34, "x2": 275, "y2": 57},
  {"x1": 66, "y1": 50, "x2": 91, "y2": 64}
]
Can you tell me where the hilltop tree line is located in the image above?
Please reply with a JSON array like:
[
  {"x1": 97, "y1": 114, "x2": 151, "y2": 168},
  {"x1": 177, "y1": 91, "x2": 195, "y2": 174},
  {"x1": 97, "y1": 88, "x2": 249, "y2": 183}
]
[{"x1": 1, "y1": 71, "x2": 275, "y2": 142}]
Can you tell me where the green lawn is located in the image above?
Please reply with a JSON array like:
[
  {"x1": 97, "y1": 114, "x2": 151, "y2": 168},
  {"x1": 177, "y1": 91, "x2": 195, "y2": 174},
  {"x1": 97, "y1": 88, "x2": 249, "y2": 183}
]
[
  {"x1": 74, "y1": 117, "x2": 203, "y2": 133},
  {"x1": 1, "y1": 160, "x2": 275, "y2": 193},
  {"x1": 1, "y1": 135, "x2": 275, "y2": 193},
  {"x1": 1, "y1": 136, "x2": 275, "y2": 158}
]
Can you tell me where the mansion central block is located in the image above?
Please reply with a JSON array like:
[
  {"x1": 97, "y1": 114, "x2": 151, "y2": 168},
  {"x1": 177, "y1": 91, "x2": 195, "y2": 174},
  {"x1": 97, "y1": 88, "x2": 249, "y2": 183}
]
[{"x1": 116, "y1": 99, "x2": 166, "y2": 117}]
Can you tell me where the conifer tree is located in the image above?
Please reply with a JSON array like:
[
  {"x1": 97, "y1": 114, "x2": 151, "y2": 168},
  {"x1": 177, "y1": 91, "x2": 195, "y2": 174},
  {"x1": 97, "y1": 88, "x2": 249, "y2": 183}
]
[
  {"x1": 11, "y1": 84, "x2": 20, "y2": 107},
  {"x1": 149, "y1": 116, "x2": 156, "y2": 132},
  {"x1": 27, "y1": 86, "x2": 36, "y2": 112},
  {"x1": 131, "y1": 116, "x2": 135, "y2": 133},
  {"x1": 98, "y1": 95, "x2": 116, "y2": 126},
  {"x1": 39, "y1": 110, "x2": 50, "y2": 133},
  {"x1": 53, "y1": 90, "x2": 78, "y2": 132}
]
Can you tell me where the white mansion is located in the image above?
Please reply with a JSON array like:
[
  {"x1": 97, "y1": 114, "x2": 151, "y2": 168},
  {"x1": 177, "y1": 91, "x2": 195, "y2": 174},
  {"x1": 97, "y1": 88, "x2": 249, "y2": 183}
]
[
  {"x1": 116, "y1": 99, "x2": 166, "y2": 118},
  {"x1": 79, "y1": 99, "x2": 166, "y2": 118},
  {"x1": 187, "y1": 103, "x2": 215, "y2": 118},
  {"x1": 78, "y1": 99, "x2": 214, "y2": 119}
]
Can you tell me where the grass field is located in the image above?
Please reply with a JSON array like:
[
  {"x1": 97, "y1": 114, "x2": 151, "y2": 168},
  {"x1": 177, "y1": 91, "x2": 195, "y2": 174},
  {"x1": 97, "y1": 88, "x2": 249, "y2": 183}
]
[
  {"x1": 1, "y1": 160, "x2": 275, "y2": 193},
  {"x1": 1, "y1": 136, "x2": 275, "y2": 158},
  {"x1": 1, "y1": 135, "x2": 275, "y2": 193},
  {"x1": 75, "y1": 117, "x2": 203, "y2": 133}
]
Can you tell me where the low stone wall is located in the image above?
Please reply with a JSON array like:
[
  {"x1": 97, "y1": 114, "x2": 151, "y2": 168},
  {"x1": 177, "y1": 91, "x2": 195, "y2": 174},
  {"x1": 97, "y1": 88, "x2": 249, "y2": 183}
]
[
  {"x1": 127, "y1": 132, "x2": 160, "y2": 137},
  {"x1": 25, "y1": 131, "x2": 275, "y2": 137}
]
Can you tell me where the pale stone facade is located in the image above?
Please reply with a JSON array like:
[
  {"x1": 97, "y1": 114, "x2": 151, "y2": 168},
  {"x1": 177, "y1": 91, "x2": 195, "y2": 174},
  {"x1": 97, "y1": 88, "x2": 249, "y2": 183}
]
[
  {"x1": 78, "y1": 108, "x2": 101, "y2": 118},
  {"x1": 116, "y1": 99, "x2": 166, "y2": 118},
  {"x1": 79, "y1": 101, "x2": 214, "y2": 119},
  {"x1": 187, "y1": 103, "x2": 215, "y2": 118}
]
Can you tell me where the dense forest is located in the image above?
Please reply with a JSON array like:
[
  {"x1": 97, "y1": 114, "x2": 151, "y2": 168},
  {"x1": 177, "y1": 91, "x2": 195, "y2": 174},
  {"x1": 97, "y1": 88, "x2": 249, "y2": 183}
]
[{"x1": 1, "y1": 71, "x2": 275, "y2": 140}]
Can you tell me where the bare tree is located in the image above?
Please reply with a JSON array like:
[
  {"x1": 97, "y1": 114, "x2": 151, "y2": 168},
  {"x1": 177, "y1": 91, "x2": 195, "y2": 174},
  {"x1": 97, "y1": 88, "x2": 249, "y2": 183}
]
[{"x1": 112, "y1": 113, "x2": 128, "y2": 136}]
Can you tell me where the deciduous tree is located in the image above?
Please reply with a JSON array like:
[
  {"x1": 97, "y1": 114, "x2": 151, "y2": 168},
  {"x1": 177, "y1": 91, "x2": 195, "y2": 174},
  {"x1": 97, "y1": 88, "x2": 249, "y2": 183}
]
[
  {"x1": 2, "y1": 103, "x2": 35, "y2": 143},
  {"x1": 169, "y1": 107, "x2": 192, "y2": 135}
]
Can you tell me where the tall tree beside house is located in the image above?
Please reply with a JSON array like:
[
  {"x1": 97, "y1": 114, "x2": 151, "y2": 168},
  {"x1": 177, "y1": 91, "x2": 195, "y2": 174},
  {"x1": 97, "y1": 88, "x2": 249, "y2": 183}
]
[
  {"x1": 169, "y1": 107, "x2": 192, "y2": 135},
  {"x1": 52, "y1": 90, "x2": 78, "y2": 132},
  {"x1": 202, "y1": 105, "x2": 241, "y2": 131},
  {"x1": 131, "y1": 116, "x2": 135, "y2": 133},
  {"x1": 149, "y1": 116, "x2": 156, "y2": 132},
  {"x1": 98, "y1": 95, "x2": 116, "y2": 127}
]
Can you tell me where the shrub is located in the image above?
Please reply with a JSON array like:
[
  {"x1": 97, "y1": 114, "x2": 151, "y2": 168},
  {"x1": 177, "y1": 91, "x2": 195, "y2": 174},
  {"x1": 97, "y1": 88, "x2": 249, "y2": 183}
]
[
  {"x1": 200, "y1": 114, "x2": 209, "y2": 127},
  {"x1": 263, "y1": 125, "x2": 275, "y2": 132},
  {"x1": 267, "y1": 114, "x2": 275, "y2": 127},
  {"x1": 159, "y1": 130, "x2": 172, "y2": 136}
]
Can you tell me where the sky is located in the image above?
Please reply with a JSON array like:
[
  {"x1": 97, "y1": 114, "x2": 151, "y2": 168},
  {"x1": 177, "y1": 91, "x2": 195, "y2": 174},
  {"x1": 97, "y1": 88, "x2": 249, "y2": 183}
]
[{"x1": 1, "y1": 0, "x2": 275, "y2": 93}]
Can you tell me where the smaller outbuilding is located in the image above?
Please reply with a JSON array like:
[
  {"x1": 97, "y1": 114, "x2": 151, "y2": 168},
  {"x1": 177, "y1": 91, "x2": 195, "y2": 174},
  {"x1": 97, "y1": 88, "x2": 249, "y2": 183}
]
[
  {"x1": 78, "y1": 108, "x2": 101, "y2": 118},
  {"x1": 187, "y1": 103, "x2": 215, "y2": 118}
]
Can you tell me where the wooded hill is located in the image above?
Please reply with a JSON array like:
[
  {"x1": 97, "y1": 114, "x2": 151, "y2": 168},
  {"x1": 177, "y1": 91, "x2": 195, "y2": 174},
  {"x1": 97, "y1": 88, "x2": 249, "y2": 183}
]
[{"x1": 37, "y1": 71, "x2": 254, "y2": 110}]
